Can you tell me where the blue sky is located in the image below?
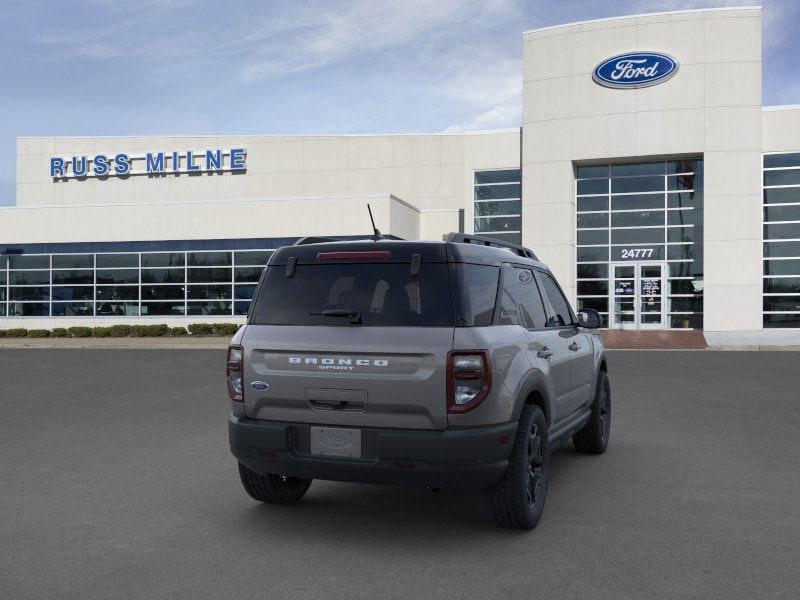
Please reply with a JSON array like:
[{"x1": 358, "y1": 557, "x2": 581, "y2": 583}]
[{"x1": 1, "y1": 0, "x2": 798, "y2": 206}]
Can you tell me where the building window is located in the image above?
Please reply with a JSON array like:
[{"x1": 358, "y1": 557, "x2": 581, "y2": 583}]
[
  {"x1": 474, "y1": 169, "x2": 521, "y2": 245},
  {"x1": 763, "y1": 153, "x2": 800, "y2": 328},
  {"x1": 575, "y1": 159, "x2": 704, "y2": 329},
  {"x1": 0, "y1": 248, "x2": 274, "y2": 318}
]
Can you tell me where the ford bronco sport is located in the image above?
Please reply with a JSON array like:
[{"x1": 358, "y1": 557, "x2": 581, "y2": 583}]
[{"x1": 228, "y1": 233, "x2": 610, "y2": 529}]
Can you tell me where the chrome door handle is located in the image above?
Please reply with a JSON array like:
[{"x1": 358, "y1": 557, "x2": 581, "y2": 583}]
[
  {"x1": 537, "y1": 347, "x2": 554, "y2": 359},
  {"x1": 569, "y1": 342, "x2": 581, "y2": 352}
]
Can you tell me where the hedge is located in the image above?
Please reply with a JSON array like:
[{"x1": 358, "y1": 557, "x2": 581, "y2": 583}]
[
  {"x1": 68, "y1": 326, "x2": 92, "y2": 338},
  {"x1": 188, "y1": 323, "x2": 213, "y2": 335},
  {"x1": 3, "y1": 328, "x2": 29, "y2": 338},
  {"x1": 0, "y1": 323, "x2": 240, "y2": 338}
]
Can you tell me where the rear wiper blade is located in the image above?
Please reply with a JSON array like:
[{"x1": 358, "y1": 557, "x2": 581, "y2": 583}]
[{"x1": 310, "y1": 309, "x2": 362, "y2": 324}]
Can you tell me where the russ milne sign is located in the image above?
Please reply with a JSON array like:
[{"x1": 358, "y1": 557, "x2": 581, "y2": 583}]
[
  {"x1": 49, "y1": 148, "x2": 246, "y2": 179},
  {"x1": 592, "y1": 52, "x2": 678, "y2": 89}
]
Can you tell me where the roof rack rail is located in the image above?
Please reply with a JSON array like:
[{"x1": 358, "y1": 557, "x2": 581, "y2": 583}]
[
  {"x1": 444, "y1": 232, "x2": 538, "y2": 260},
  {"x1": 293, "y1": 236, "x2": 336, "y2": 246}
]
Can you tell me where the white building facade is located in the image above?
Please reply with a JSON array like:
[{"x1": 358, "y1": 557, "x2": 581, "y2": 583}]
[{"x1": 2, "y1": 6, "x2": 799, "y2": 337}]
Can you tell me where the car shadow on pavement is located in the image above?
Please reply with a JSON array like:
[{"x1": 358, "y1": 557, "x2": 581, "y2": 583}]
[{"x1": 223, "y1": 446, "x2": 587, "y2": 542}]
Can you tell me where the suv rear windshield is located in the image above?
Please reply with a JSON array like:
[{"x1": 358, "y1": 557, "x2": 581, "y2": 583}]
[{"x1": 250, "y1": 263, "x2": 455, "y2": 326}]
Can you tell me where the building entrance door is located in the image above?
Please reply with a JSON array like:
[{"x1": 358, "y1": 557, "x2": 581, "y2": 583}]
[{"x1": 609, "y1": 262, "x2": 667, "y2": 330}]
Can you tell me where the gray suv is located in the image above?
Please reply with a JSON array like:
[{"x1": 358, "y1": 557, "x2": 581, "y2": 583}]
[{"x1": 228, "y1": 233, "x2": 610, "y2": 529}]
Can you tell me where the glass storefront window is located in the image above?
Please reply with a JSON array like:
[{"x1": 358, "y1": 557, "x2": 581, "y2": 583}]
[
  {"x1": 10, "y1": 271, "x2": 50, "y2": 285},
  {"x1": 234, "y1": 251, "x2": 272, "y2": 266},
  {"x1": 141, "y1": 269, "x2": 185, "y2": 284},
  {"x1": 763, "y1": 153, "x2": 800, "y2": 328},
  {"x1": 188, "y1": 252, "x2": 231, "y2": 267},
  {"x1": 53, "y1": 286, "x2": 94, "y2": 301},
  {"x1": 576, "y1": 159, "x2": 704, "y2": 329},
  {"x1": 52, "y1": 270, "x2": 93, "y2": 284},
  {"x1": 234, "y1": 267, "x2": 264, "y2": 282},
  {"x1": 97, "y1": 254, "x2": 138, "y2": 268},
  {"x1": 188, "y1": 268, "x2": 231, "y2": 283},
  {"x1": 52, "y1": 254, "x2": 93, "y2": 269},
  {"x1": 10, "y1": 287, "x2": 50, "y2": 301},
  {"x1": 187, "y1": 285, "x2": 232, "y2": 300},
  {"x1": 51, "y1": 302, "x2": 94, "y2": 316},
  {"x1": 96, "y1": 269, "x2": 138, "y2": 284},
  {"x1": 187, "y1": 301, "x2": 232, "y2": 315},
  {"x1": 0, "y1": 245, "x2": 275, "y2": 318},
  {"x1": 141, "y1": 253, "x2": 185, "y2": 268},
  {"x1": 141, "y1": 302, "x2": 185, "y2": 316},
  {"x1": 474, "y1": 170, "x2": 521, "y2": 245},
  {"x1": 9, "y1": 255, "x2": 49, "y2": 269}
]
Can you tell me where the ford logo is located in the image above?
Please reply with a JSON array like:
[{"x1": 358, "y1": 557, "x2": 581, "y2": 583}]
[
  {"x1": 593, "y1": 52, "x2": 678, "y2": 89},
  {"x1": 250, "y1": 381, "x2": 269, "y2": 390},
  {"x1": 323, "y1": 436, "x2": 351, "y2": 449}
]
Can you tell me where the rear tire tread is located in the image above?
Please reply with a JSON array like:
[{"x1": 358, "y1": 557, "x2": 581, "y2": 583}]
[
  {"x1": 238, "y1": 463, "x2": 312, "y2": 505},
  {"x1": 482, "y1": 405, "x2": 549, "y2": 530},
  {"x1": 573, "y1": 371, "x2": 611, "y2": 455}
]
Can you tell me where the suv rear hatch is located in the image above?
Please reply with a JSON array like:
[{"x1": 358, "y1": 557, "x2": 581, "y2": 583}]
[{"x1": 242, "y1": 242, "x2": 454, "y2": 430}]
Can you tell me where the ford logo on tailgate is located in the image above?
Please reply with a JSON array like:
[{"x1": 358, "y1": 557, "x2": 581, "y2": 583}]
[{"x1": 593, "y1": 52, "x2": 678, "y2": 89}]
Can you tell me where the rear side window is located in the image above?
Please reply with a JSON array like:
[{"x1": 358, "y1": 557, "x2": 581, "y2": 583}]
[
  {"x1": 250, "y1": 263, "x2": 454, "y2": 326},
  {"x1": 515, "y1": 268, "x2": 547, "y2": 329},
  {"x1": 538, "y1": 271, "x2": 574, "y2": 327},
  {"x1": 451, "y1": 264, "x2": 499, "y2": 326},
  {"x1": 496, "y1": 268, "x2": 520, "y2": 325}
]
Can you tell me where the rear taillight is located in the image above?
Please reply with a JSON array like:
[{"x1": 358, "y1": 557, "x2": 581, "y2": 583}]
[
  {"x1": 227, "y1": 345, "x2": 243, "y2": 402},
  {"x1": 447, "y1": 350, "x2": 491, "y2": 413}
]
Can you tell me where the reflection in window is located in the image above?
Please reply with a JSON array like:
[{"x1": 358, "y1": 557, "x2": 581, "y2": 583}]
[
  {"x1": 764, "y1": 153, "x2": 800, "y2": 328},
  {"x1": 474, "y1": 169, "x2": 521, "y2": 245},
  {"x1": 1, "y1": 246, "x2": 276, "y2": 318},
  {"x1": 576, "y1": 159, "x2": 704, "y2": 329}
]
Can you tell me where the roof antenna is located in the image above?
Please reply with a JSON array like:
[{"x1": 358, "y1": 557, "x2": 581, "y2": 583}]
[{"x1": 367, "y1": 204, "x2": 382, "y2": 241}]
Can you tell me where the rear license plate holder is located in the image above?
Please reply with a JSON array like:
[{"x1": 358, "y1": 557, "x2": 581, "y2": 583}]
[{"x1": 310, "y1": 427, "x2": 362, "y2": 458}]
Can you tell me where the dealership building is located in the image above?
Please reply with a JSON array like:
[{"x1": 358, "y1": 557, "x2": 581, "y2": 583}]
[{"x1": 2, "y1": 5, "x2": 799, "y2": 339}]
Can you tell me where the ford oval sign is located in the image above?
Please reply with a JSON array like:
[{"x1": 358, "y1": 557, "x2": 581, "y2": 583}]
[{"x1": 593, "y1": 52, "x2": 678, "y2": 89}]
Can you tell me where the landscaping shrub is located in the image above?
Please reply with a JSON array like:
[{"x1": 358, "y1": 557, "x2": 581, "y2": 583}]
[
  {"x1": 5, "y1": 328, "x2": 29, "y2": 338},
  {"x1": 145, "y1": 324, "x2": 169, "y2": 337},
  {"x1": 168, "y1": 326, "x2": 188, "y2": 337},
  {"x1": 212, "y1": 323, "x2": 239, "y2": 336},
  {"x1": 28, "y1": 329, "x2": 51, "y2": 338},
  {"x1": 51, "y1": 328, "x2": 69, "y2": 338},
  {"x1": 91, "y1": 327, "x2": 113, "y2": 338},
  {"x1": 188, "y1": 323, "x2": 214, "y2": 336},
  {"x1": 68, "y1": 326, "x2": 92, "y2": 338},
  {"x1": 129, "y1": 325, "x2": 148, "y2": 337},
  {"x1": 109, "y1": 324, "x2": 132, "y2": 337}
]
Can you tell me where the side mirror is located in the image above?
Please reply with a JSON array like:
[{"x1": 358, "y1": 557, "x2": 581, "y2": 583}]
[{"x1": 577, "y1": 308, "x2": 602, "y2": 329}]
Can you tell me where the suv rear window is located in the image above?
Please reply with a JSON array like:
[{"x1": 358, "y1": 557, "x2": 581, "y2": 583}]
[{"x1": 250, "y1": 263, "x2": 454, "y2": 326}]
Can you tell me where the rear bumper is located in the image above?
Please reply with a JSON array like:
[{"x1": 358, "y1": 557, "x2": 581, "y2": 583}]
[{"x1": 229, "y1": 415, "x2": 517, "y2": 492}]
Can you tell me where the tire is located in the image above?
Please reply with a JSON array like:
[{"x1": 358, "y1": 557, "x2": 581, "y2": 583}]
[
  {"x1": 483, "y1": 405, "x2": 549, "y2": 530},
  {"x1": 573, "y1": 371, "x2": 611, "y2": 454},
  {"x1": 237, "y1": 463, "x2": 312, "y2": 505}
]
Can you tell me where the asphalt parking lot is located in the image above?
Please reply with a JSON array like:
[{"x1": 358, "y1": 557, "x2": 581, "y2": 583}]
[{"x1": 1, "y1": 349, "x2": 798, "y2": 600}]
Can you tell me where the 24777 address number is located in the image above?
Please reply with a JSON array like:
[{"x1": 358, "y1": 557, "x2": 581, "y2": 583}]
[{"x1": 620, "y1": 248, "x2": 655, "y2": 259}]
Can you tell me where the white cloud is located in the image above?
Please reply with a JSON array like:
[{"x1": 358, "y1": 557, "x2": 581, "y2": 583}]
[
  {"x1": 236, "y1": 0, "x2": 478, "y2": 81},
  {"x1": 443, "y1": 102, "x2": 521, "y2": 132}
]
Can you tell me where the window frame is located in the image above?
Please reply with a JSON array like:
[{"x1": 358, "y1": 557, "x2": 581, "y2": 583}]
[
  {"x1": 534, "y1": 268, "x2": 577, "y2": 328},
  {"x1": 509, "y1": 265, "x2": 549, "y2": 331}
]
